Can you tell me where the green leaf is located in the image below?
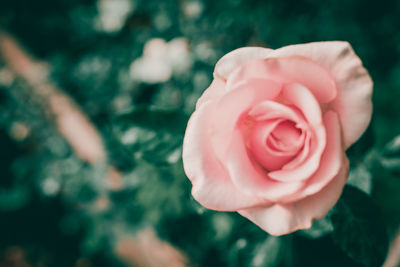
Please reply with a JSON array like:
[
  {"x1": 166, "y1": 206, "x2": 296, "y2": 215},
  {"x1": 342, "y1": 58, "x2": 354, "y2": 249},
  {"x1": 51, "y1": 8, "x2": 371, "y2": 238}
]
[
  {"x1": 347, "y1": 163, "x2": 373, "y2": 194},
  {"x1": 330, "y1": 185, "x2": 389, "y2": 267},
  {"x1": 117, "y1": 126, "x2": 182, "y2": 165},
  {"x1": 379, "y1": 135, "x2": 400, "y2": 174},
  {"x1": 113, "y1": 106, "x2": 187, "y2": 165},
  {"x1": 383, "y1": 135, "x2": 400, "y2": 155}
]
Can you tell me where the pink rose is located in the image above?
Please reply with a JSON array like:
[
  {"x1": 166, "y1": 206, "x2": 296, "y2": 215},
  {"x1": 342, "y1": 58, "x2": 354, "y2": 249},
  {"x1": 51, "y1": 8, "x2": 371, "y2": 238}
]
[{"x1": 182, "y1": 42, "x2": 373, "y2": 236}]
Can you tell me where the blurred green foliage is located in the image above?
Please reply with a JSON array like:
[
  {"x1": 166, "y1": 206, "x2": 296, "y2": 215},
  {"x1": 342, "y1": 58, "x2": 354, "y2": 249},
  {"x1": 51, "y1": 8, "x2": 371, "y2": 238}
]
[{"x1": 0, "y1": 0, "x2": 400, "y2": 266}]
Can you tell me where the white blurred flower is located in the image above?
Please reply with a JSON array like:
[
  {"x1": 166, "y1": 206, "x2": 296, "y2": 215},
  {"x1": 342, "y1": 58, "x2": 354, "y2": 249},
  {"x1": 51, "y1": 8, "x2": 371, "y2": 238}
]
[
  {"x1": 166, "y1": 38, "x2": 192, "y2": 73},
  {"x1": 129, "y1": 37, "x2": 192, "y2": 83},
  {"x1": 194, "y1": 41, "x2": 218, "y2": 63},
  {"x1": 183, "y1": 1, "x2": 203, "y2": 19},
  {"x1": 95, "y1": 0, "x2": 134, "y2": 33},
  {"x1": 42, "y1": 177, "x2": 61, "y2": 196},
  {"x1": 9, "y1": 122, "x2": 30, "y2": 141}
]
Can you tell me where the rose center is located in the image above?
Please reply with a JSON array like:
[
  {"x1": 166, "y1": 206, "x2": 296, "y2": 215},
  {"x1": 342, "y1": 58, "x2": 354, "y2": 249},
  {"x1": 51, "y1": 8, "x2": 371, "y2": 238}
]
[
  {"x1": 249, "y1": 119, "x2": 305, "y2": 171},
  {"x1": 267, "y1": 121, "x2": 303, "y2": 152}
]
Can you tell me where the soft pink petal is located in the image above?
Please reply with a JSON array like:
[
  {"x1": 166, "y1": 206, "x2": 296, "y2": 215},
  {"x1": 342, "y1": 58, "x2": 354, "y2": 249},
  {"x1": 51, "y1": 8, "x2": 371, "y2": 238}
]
[
  {"x1": 248, "y1": 100, "x2": 307, "y2": 127},
  {"x1": 182, "y1": 101, "x2": 268, "y2": 211},
  {"x1": 269, "y1": 84, "x2": 326, "y2": 182},
  {"x1": 196, "y1": 78, "x2": 226, "y2": 109},
  {"x1": 282, "y1": 133, "x2": 311, "y2": 170},
  {"x1": 226, "y1": 56, "x2": 337, "y2": 103},
  {"x1": 238, "y1": 158, "x2": 349, "y2": 236},
  {"x1": 283, "y1": 111, "x2": 344, "y2": 203},
  {"x1": 270, "y1": 41, "x2": 373, "y2": 148},
  {"x1": 211, "y1": 79, "x2": 281, "y2": 161},
  {"x1": 269, "y1": 121, "x2": 303, "y2": 150},
  {"x1": 214, "y1": 47, "x2": 273, "y2": 81},
  {"x1": 246, "y1": 101, "x2": 308, "y2": 171},
  {"x1": 250, "y1": 119, "x2": 299, "y2": 170},
  {"x1": 197, "y1": 47, "x2": 274, "y2": 109},
  {"x1": 281, "y1": 83, "x2": 322, "y2": 125},
  {"x1": 225, "y1": 128, "x2": 304, "y2": 201}
]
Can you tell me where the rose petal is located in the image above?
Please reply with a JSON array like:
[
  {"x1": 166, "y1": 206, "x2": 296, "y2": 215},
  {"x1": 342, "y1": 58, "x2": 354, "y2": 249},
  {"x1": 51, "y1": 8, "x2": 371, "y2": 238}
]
[
  {"x1": 225, "y1": 128, "x2": 304, "y2": 201},
  {"x1": 282, "y1": 83, "x2": 322, "y2": 125},
  {"x1": 238, "y1": 158, "x2": 348, "y2": 236},
  {"x1": 248, "y1": 100, "x2": 307, "y2": 127},
  {"x1": 270, "y1": 41, "x2": 373, "y2": 148},
  {"x1": 283, "y1": 111, "x2": 344, "y2": 203},
  {"x1": 282, "y1": 133, "x2": 311, "y2": 170},
  {"x1": 183, "y1": 101, "x2": 268, "y2": 211},
  {"x1": 226, "y1": 56, "x2": 337, "y2": 103},
  {"x1": 214, "y1": 47, "x2": 273, "y2": 80},
  {"x1": 211, "y1": 79, "x2": 281, "y2": 161},
  {"x1": 268, "y1": 83, "x2": 326, "y2": 182},
  {"x1": 246, "y1": 101, "x2": 308, "y2": 171},
  {"x1": 196, "y1": 78, "x2": 226, "y2": 109},
  {"x1": 269, "y1": 121, "x2": 303, "y2": 151},
  {"x1": 250, "y1": 119, "x2": 299, "y2": 170}
]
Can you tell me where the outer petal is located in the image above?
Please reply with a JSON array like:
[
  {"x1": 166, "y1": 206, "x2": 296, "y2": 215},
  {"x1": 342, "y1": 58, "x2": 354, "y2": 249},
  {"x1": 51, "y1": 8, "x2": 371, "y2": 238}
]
[
  {"x1": 225, "y1": 56, "x2": 337, "y2": 103},
  {"x1": 270, "y1": 41, "x2": 373, "y2": 148},
  {"x1": 182, "y1": 101, "x2": 268, "y2": 211},
  {"x1": 214, "y1": 47, "x2": 273, "y2": 80},
  {"x1": 238, "y1": 157, "x2": 349, "y2": 236},
  {"x1": 199, "y1": 47, "x2": 274, "y2": 108},
  {"x1": 197, "y1": 47, "x2": 274, "y2": 108},
  {"x1": 196, "y1": 78, "x2": 226, "y2": 109}
]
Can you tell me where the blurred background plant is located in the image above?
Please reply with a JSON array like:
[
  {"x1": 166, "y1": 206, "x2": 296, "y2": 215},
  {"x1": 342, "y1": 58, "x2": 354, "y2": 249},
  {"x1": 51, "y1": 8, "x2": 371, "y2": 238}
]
[{"x1": 0, "y1": 0, "x2": 399, "y2": 266}]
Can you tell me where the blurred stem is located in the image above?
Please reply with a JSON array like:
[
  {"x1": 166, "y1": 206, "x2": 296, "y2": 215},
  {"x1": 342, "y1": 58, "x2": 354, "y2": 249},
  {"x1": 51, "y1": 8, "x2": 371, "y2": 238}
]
[
  {"x1": 0, "y1": 29, "x2": 190, "y2": 267},
  {"x1": 115, "y1": 229, "x2": 191, "y2": 267},
  {"x1": 0, "y1": 29, "x2": 105, "y2": 164}
]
